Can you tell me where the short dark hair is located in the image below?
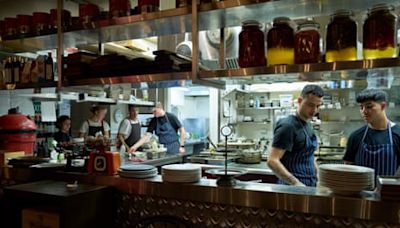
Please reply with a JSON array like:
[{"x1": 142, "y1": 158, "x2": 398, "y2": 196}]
[
  {"x1": 301, "y1": 85, "x2": 324, "y2": 98},
  {"x1": 56, "y1": 115, "x2": 70, "y2": 129},
  {"x1": 356, "y1": 88, "x2": 388, "y2": 103},
  {"x1": 128, "y1": 104, "x2": 136, "y2": 110}
]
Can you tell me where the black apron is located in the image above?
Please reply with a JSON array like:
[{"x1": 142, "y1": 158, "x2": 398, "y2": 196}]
[
  {"x1": 125, "y1": 119, "x2": 141, "y2": 147},
  {"x1": 87, "y1": 120, "x2": 104, "y2": 137}
]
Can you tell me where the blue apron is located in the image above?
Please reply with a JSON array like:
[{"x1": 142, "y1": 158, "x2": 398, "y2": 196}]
[
  {"x1": 355, "y1": 123, "x2": 397, "y2": 176},
  {"x1": 278, "y1": 119, "x2": 318, "y2": 186},
  {"x1": 155, "y1": 114, "x2": 180, "y2": 155}
]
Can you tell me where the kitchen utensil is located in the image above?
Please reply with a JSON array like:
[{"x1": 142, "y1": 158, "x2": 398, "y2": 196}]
[
  {"x1": 237, "y1": 149, "x2": 262, "y2": 164},
  {"x1": 207, "y1": 135, "x2": 218, "y2": 150}
]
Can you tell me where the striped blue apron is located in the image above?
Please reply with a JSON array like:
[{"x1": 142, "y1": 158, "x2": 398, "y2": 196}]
[
  {"x1": 277, "y1": 121, "x2": 318, "y2": 187},
  {"x1": 156, "y1": 114, "x2": 180, "y2": 155},
  {"x1": 355, "y1": 123, "x2": 397, "y2": 176}
]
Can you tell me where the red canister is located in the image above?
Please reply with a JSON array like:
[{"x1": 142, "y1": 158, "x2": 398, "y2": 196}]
[
  {"x1": 17, "y1": 15, "x2": 33, "y2": 38},
  {"x1": 138, "y1": 0, "x2": 159, "y2": 13},
  {"x1": 50, "y1": 9, "x2": 72, "y2": 32},
  {"x1": 109, "y1": 0, "x2": 131, "y2": 18},
  {"x1": 4, "y1": 17, "x2": 17, "y2": 40},
  {"x1": 0, "y1": 113, "x2": 37, "y2": 155},
  {"x1": 79, "y1": 3, "x2": 100, "y2": 25},
  {"x1": 33, "y1": 12, "x2": 50, "y2": 36}
]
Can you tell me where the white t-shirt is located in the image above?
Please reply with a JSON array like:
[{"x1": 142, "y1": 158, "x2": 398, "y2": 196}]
[
  {"x1": 118, "y1": 119, "x2": 140, "y2": 139},
  {"x1": 80, "y1": 119, "x2": 111, "y2": 136}
]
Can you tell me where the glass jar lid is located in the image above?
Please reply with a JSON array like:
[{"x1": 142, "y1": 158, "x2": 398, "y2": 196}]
[
  {"x1": 297, "y1": 20, "x2": 320, "y2": 30},
  {"x1": 369, "y1": 3, "x2": 394, "y2": 14},
  {"x1": 331, "y1": 9, "x2": 354, "y2": 18},
  {"x1": 242, "y1": 20, "x2": 261, "y2": 28},
  {"x1": 273, "y1": 17, "x2": 291, "y2": 25}
]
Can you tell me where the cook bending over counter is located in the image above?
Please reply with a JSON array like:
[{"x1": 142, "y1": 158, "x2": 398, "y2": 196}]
[
  {"x1": 129, "y1": 102, "x2": 186, "y2": 155},
  {"x1": 267, "y1": 85, "x2": 324, "y2": 187}
]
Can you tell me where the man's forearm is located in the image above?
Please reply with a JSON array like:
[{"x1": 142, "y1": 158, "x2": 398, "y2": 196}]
[
  {"x1": 133, "y1": 133, "x2": 151, "y2": 150},
  {"x1": 268, "y1": 160, "x2": 302, "y2": 185},
  {"x1": 179, "y1": 128, "x2": 185, "y2": 146}
]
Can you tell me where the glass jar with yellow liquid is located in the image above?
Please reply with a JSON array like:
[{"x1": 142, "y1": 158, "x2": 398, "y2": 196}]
[
  {"x1": 363, "y1": 4, "x2": 397, "y2": 59},
  {"x1": 267, "y1": 17, "x2": 294, "y2": 66},
  {"x1": 326, "y1": 10, "x2": 357, "y2": 62}
]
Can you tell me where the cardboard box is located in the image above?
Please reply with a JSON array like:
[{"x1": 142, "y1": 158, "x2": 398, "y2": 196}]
[{"x1": 22, "y1": 208, "x2": 60, "y2": 228}]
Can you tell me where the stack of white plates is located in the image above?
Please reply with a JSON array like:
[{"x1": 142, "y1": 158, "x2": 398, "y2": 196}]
[
  {"x1": 319, "y1": 164, "x2": 375, "y2": 195},
  {"x1": 118, "y1": 164, "x2": 158, "y2": 179},
  {"x1": 161, "y1": 164, "x2": 202, "y2": 183}
]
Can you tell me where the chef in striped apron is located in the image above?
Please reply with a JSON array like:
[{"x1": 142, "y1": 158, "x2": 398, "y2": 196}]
[
  {"x1": 129, "y1": 102, "x2": 186, "y2": 155},
  {"x1": 267, "y1": 85, "x2": 324, "y2": 187},
  {"x1": 343, "y1": 89, "x2": 400, "y2": 177}
]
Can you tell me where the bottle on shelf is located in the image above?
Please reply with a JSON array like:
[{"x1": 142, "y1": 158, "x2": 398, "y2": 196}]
[
  {"x1": 260, "y1": 96, "x2": 266, "y2": 108},
  {"x1": 4, "y1": 57, "x2": 13, "y2": 84},
  {"x1": 36, "y1": 55, "x2": 46, "y2": 82},
  {"x1": 255, "y1": 96, "x2": 260, "y2": 109},
  {"x1": 12, "y1": 56, "x2": 20, "y2": 83},
  {"x1": 45, "y1": 52, "x2": 54, "y2": 81},
  {"x1": 21, "y1": 58, "x2": 32, "y2": 84},
  {"x1": 30, "y1": 60, "x2": 38, "y2": 83},
  {"x1": 249, "y1": 95, "x2": 255, "y2": 108}
]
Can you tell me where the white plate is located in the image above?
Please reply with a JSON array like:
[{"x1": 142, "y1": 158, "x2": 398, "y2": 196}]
[
  {"x1": 319, "y1": 164, "x2": 374, "y2": 174},
  {"x1": 162, "y1": 164, "x2": 202, "y2": 171},
  {"x1": 119, "y1": 172, "x2": 157, "y2": 179}
]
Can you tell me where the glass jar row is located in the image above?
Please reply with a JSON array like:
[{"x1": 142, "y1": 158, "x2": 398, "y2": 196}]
[{"x1": 239, "y1": 3, "x2": 398, "y2": 68}]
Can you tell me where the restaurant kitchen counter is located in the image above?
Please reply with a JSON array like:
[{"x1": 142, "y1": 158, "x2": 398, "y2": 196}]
[{"x1": 32, "y1": 168, "x2": 400, "y2": 227}]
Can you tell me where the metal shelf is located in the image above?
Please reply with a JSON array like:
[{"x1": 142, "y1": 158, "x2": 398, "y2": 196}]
[
  {"x1": 65, "y1": 71, "x2": 192, "y2": 86},
  {"x1": 236, "y1": 121, "x2": 270, "y2": 125},
  {"x1": 198, "y1": 0, "x2": 400, "y2": 30},
  {"x1": 237, "y1": 107, "x2": 288, "y2": 110},
  {"x1": 199, "y1": 58, "x2": 400, "y2": 84},
  {"x1": 2, "y1": 0, "x2": 399, "y2": 53},
  {"x1": 0, "y1": 81, "x2": 58, "y2": 90},
  {"x1": 0, "y1": 7, "x2": 192, "y2": 53},
  {"x1": 98, "y1": 7, "x2": 192, "y2": 43},
  {"x1": 117, "y1": 100, "x2": 155, "y2": 107}
]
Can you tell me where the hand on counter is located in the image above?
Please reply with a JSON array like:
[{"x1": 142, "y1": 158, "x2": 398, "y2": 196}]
[
  {"x1": 294, "y1": 181, "x2": 306, "y2": 187},
  {"x1": 179, "y1": 146, "x2": 185, "y2": 155},
  {"x1": 128, "y1": 146, "x2": 138, "y2": 153}
]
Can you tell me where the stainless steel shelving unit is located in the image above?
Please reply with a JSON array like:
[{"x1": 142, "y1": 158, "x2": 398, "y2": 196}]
[
  {"x1": 199, "y1": 58, "x2": 400, "y2": 84},
  {"x1": 66, "y1": 71, "x2": 191, "y2": 86},
  {"x1": 1, "y1": 0, "x2": 400, "y2": 89}
]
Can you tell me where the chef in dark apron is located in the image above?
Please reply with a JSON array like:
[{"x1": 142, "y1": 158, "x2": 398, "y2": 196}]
[
  {"x1": 79, "y1": 105, "x2": 110, "y2": 138},
  {"x1": 344, "y1": 89, "x2": 400, "y2": 177},
  {"x1": 129, "y1": 102, "x2": 186, "y2": 155},
  {"x1": 117, "y1": 105, "x2": 142, "y2": 153},
  {"x1": 267, "y1": 85, "x2": 324, "y2": 187}
]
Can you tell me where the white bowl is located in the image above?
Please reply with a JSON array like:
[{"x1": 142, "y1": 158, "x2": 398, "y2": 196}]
[{"x1": 66, "y1": 183, "x2": 78, "y2": 192}]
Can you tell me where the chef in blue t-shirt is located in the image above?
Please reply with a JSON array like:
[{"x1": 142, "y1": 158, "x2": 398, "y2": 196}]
[
  {"x1": 267, "y1": 85, "x2": 324, "y2": 187},
  {"x1": 343, "y1": 89, "x2": 400, "y2": 176}
]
